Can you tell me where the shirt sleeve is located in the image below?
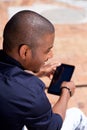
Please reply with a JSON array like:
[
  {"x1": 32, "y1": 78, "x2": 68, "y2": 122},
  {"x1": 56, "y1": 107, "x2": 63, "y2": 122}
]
[
  {"x1": 14, "y1": 72, "x2": 63, "y2": 130},
  {"x1": 25, "y1": 109, "x2": 63, "y2": 130},
  {"x1": 23, "y1": 76, "x2": 63, "y2": 130},
  {"x1": 47, "y1": 113, "x2": 63, "y2": 130}
]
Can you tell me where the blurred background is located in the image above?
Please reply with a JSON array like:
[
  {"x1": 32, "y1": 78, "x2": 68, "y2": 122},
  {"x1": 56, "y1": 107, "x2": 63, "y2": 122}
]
[{"x1": 0, "y1": 0, "x2": 87, "y2": 115}]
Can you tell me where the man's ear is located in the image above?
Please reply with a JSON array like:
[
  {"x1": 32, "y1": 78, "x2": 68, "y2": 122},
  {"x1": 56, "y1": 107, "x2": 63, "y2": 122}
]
[{"x1": 19, "y1": 45, "x2": 31, "y2": 60}]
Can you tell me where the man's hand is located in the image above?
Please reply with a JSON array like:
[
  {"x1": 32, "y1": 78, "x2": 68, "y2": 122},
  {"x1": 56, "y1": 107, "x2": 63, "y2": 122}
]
[
  {"x1": 61, "y1": 81, "x2": 76, "y2": 97},
  {"x1": 36, "y1": 62, "x2": 60, "y2": 79}
]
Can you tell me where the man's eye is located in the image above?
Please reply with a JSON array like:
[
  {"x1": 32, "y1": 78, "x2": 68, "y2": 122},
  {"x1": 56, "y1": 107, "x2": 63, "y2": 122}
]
[{"x1": 46, "y1": 49, "x2": 50, "y2": 53}]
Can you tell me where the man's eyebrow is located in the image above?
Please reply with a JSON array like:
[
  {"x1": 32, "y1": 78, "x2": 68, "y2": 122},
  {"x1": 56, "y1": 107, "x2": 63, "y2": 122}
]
[
  {"x1": 46, "y1": 45, "x2": 53, "y2": 53},
  {"x1": 48, "y1": 45, "x2": 53, "y2": 50}
]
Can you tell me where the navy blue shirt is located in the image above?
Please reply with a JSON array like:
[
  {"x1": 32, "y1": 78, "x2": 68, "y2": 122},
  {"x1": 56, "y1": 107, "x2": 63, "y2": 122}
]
[{"x1": 0, "y1": 50, "x2": 63, "y2": 130}]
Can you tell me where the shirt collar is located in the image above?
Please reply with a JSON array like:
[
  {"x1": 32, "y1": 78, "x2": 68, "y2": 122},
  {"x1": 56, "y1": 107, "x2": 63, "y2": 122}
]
[{"x1": 0, "y1": 50, "x2": 24, "y2": 69}]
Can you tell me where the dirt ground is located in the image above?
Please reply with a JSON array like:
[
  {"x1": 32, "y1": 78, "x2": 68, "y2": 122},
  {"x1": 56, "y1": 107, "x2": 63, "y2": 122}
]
[{"x1": 0, "y1": 0, "x2": 87, "y2": 115}]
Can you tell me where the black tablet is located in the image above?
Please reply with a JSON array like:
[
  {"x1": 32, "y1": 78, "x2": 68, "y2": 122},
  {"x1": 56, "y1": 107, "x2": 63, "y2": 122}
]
[{"x1": 48, "y1": 64, "x2": 75, "y2": 96}]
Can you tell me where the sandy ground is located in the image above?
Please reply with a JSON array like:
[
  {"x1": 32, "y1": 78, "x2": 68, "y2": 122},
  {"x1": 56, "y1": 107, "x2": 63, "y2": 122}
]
[{"x1": 0, "y1": 0, "x2": 87, "y2": 115}]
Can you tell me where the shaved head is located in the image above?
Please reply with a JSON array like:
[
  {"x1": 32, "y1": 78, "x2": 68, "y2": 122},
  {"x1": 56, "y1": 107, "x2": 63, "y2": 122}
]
[{"x1": 3, "y1": 10, "x2": 55, "y2": 52}]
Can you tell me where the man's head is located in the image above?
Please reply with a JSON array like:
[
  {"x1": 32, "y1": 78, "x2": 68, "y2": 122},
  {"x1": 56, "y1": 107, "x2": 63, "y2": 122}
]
[{"x1": 3, "y1": 10, "x2": 55, "y2": 72}]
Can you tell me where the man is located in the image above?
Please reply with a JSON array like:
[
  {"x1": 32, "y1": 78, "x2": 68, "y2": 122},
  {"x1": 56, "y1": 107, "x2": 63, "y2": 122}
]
[{"x1": 0, "y1": 10, "x2": 87, "y2": 130}]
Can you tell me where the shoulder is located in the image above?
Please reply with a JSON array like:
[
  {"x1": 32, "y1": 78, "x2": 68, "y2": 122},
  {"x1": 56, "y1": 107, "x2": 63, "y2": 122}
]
[{"x1": 11, "y1": 67, "x2": 45, "y2": 90}]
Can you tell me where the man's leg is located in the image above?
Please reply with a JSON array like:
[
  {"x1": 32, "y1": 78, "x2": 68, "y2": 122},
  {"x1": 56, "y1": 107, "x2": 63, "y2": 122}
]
[{"x1": 61, "y1": 107, "x2": 87, "y2": 130}]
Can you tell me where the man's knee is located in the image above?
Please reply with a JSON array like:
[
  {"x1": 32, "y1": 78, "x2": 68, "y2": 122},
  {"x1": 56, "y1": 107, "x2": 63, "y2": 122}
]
[{"x1": 67, "y1": 107, "x2": 84, "y2": 115}]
